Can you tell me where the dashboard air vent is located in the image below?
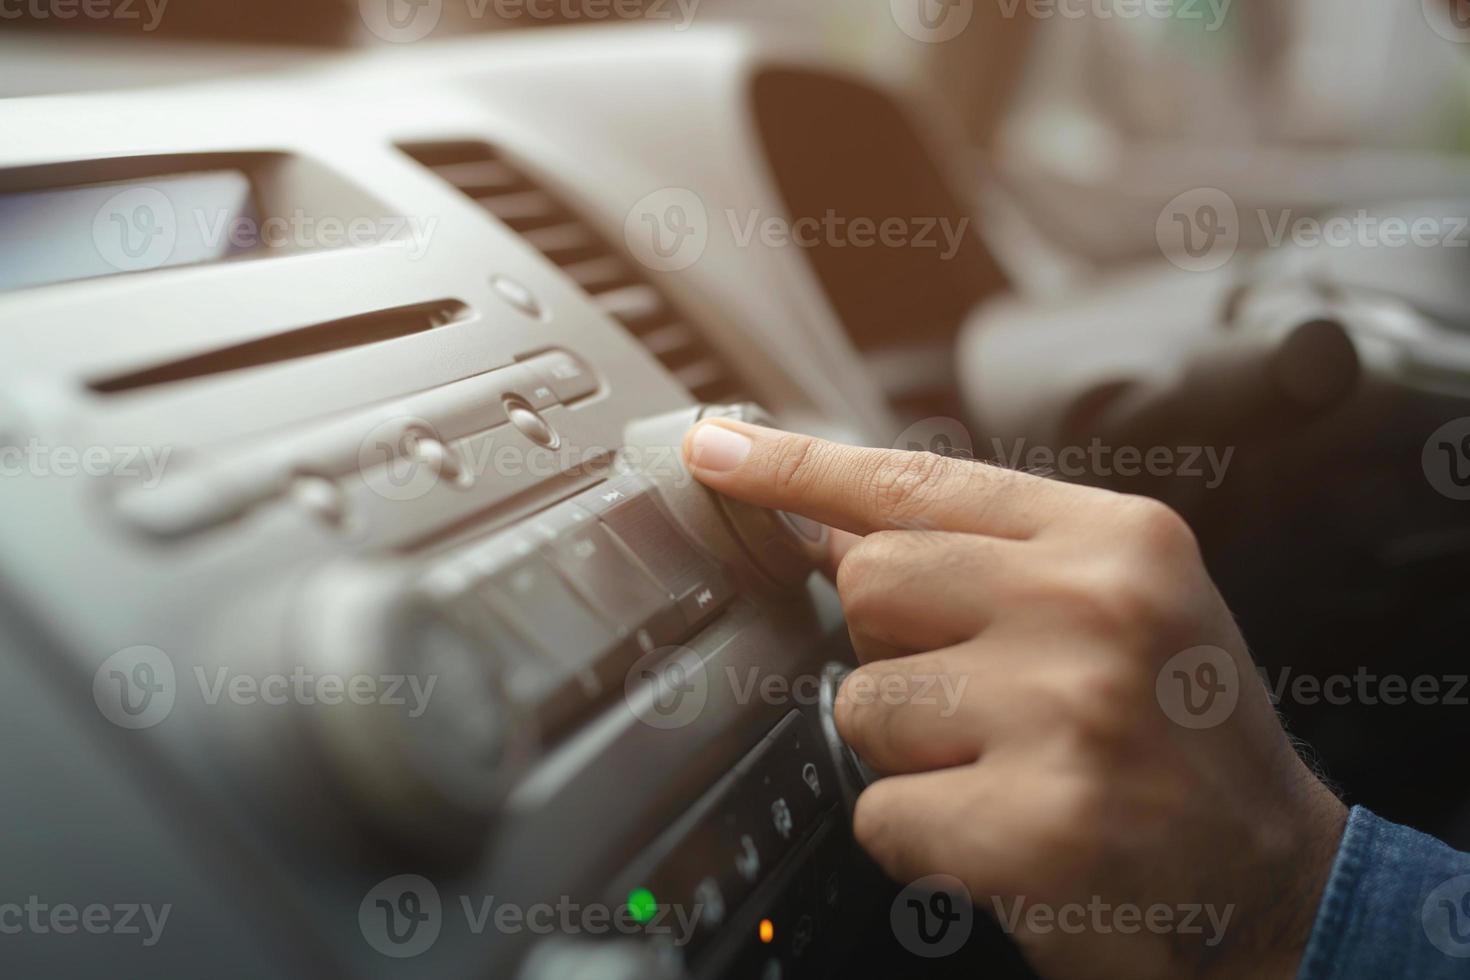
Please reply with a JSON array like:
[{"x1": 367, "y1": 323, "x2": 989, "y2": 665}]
[{"x1": 399, "y1": 141, "x2": 746, "y2": 403}]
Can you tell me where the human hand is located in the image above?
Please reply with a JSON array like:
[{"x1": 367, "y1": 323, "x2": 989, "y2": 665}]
[{"x1": 682, "y1": 419, "x2": 1347, "y2": 980}]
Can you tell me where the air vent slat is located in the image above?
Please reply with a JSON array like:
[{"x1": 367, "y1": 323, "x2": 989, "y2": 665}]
[
  {"x1": 475, "y1": 190, "x2": 564, "y2": 227},
  {"x1": 398, "y1": 141, "x2": 748, "y2": 402},
  {"x1": 429, "y1": 159, "x2": 524, "y2": 195},
  {"x1": 562, "y1": 256, "x2": 636, "y2": 293},
  {"x1": 638, "y1": 323, "x2": 700, "y2": 359},
  {"x1": 520, "y1": 223, "x2": 605, "y2": 263},
  {"x1": 676, "y1": 359, "x2": 735, "y2": 397},
  {"x1": 595, "y1": 284, "x2": 670, "y2": 327}
]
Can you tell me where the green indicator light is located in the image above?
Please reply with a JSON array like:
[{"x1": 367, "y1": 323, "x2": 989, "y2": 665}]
[{"x1": 628, "y1": 887, "x2": 658, "y2": 925}]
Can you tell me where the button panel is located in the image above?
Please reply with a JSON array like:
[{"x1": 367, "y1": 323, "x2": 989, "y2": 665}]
[
  {"x1": 423, "y1": 476, "x2": 736, "y2": 741},
  {"x1": 604, "y1": 711, "x2": 839, "y2": 963},
  {"x1": 115, "y1": 348, "x2": 600, "y2": 539}
]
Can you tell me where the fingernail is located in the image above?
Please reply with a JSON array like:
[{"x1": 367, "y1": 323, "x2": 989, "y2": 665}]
[{"x1": 688, "y1": 423, "x2": 753, "y2": 472}]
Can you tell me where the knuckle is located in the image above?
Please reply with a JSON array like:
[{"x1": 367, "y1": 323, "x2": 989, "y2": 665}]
[
  {"x1": 1035, "y1": 564, "x2": 1176, "y2": 643},
  {"x1": 851, "y1": 780, "x2": 900, "y2": 860},
  {"x1": 769, "y1": 434, "x2": 825, "y2": 497},
  {"x1": 1118, "y1": 495, "x2": 1199, "y2": 560},
  {"x1": 864, "y1": 450, "x2": 952, "y2": 525},
  {"x1": 834, "y1": 531, "x2": 908, "y2": 615},
  {"x1": 1027, "y1": 661, "x2": 1145, "y2": 753},
  {"x1": 1035, "y1": 779, "x2": 1110, "y2": 868},
  {"x1": 833, "y1": 666, "x2": 881, "y2": 745},
  {"x1": 1063, "y1": 669, "x2": 1147, "y2": 753}
]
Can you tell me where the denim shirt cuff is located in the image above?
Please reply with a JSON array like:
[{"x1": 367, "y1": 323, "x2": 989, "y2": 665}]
[{"x1": 1297, "y1": 806, "x2": 1470, "y2": 980}]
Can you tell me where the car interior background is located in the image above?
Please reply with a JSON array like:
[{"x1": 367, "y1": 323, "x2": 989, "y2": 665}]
[{"x1": 3, "y1": 1, "x2": 1469, "y2": 977}]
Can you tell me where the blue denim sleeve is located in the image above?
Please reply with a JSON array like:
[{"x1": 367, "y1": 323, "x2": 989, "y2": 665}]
[{"x1": 1297, "y1": 806, "x2": 1470, "y2": 980}]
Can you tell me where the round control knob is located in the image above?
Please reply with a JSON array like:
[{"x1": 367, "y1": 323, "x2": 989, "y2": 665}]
[
  {"x1": 622, "y1": 404, "x2": 827, "y2": 590},
  {"x1": 292, "y1": 566, "x2": 522, "y2": 853},
  {"x1": 697, "y1": 403, "x2": 829, "y2": 587},
  {"x1": 818, "y1": 662, "x2": 879, "y2": 817}
]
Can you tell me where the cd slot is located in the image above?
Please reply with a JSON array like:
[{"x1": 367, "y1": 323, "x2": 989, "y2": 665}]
[{"x1": 88, "y1": 300, "x2": 469, "y2": 394}]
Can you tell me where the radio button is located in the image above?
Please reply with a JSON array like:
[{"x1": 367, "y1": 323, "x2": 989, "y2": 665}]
[
  {"x1": 478, "y1": 553, "x2": 620, "y2": 674},
  {"x1": 528, "y1": 349, "x2": 598, "y2": 404},
  {"x1": 505, "y1": 398, "x2": 560, "y2": 449},
  {"x1": 499, "y1": 363, "x2": 559, "y2": 411},
  {"x1": 544, "y1": 522, "x2": 673, "y2": 637}
]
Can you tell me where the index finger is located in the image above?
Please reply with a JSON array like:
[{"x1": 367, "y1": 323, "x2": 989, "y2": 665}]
[{"x1": 681, "y1": 419, "x2": 1081, "y2": 539}]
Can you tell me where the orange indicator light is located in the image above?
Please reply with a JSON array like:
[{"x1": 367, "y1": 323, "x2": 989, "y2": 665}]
[{"x1": 758, "y1": 918, "x2": 775, "y2": 944}]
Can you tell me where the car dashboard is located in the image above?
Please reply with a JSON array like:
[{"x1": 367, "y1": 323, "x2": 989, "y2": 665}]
[{"x1": 0, "y1": 25, "x2": 996, "y2": 980}]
